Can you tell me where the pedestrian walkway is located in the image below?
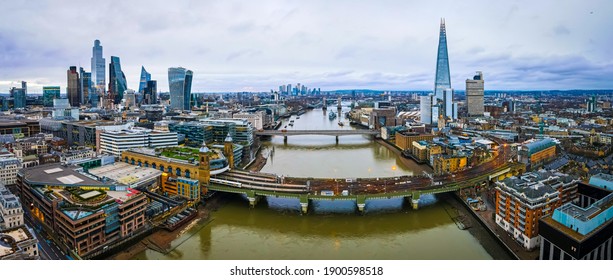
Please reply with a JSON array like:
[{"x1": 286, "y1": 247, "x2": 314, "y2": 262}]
[{"x1": 475, "y1": 195, "x2": 540, "y2": 260}]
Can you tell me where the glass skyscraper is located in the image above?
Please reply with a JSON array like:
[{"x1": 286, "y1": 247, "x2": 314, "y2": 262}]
[
  {"x1": 10, "y1": 83, "x2": 26, "y2": 109},
  {"x1": 91, "y1": 40, "x2": 105, "y2": 93},
  {"x1": 43, "y1": 86, "x2": 60, "y2": 107},
  {"x1": 433, "y1": 18, "x2": 451, "y2": 102},
  {"x1": 144, "y1": 80, "x2": 157, "y2": 105},
  {"x1": 109, "y1": 56, "x2": 127, "y2": 104},
  {"x1": 138, "y1": 66, "x2": 151, "y2": 94},
  {"x1": 168, "y1": 67, "x2": 193, "y2": 111},
  {"x1": 184, "y1": 70, "x2": 193, "y2": 110},
  {"x1": 79, "y1": 67, "x2": 91, "y2": 106}
]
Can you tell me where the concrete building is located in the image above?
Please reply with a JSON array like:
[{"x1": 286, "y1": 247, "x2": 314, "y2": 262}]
[
  {"x1": 395, "y1": 131, "x2": 435, "y2": 151},
  {"x1": 518, "y1": 138, "x2": 557, "y2": 169},
  {"x1": 233, "y1": 111, "x2": 265, "y2": 130},
  {"x1": 370, "y1": 108, "x2": 397, "y2": 130},
  {"x1": 59, "y1": 148, "x2": 96, "y2": 163},
  {"x1": 0, "y1": 158, "x2": 21, "y2": 186},
  {"x1": 0, "y1": 226, "x2": 39, "y2": 260},
  {"x1": 99, "y1": 127, "x2": 177, "y2": 157},
  {"x1": 539, "y1": 182, "x2": 613, "y2": 260},
  {"x1": 121, "y1": 145, "x2": 235, "y2": 200},
  {"x1": 420, "y1": 95, "x2": 432, "y2": 125},
  {"x1": 0, "y1": 119, "x2": 41, "y2": 139},
  {"x1": 433, "y1": 154, "x2": 467, "y2": 174},
  {"x1": 0, "y1": 183, "x2": 24, "y2": 230},
  {"x1": 466, "y1": 71, "x2": 484, "y2": 116},
  {"x1": 495, "y1": 171, "x2": 579, "y2": 250}
]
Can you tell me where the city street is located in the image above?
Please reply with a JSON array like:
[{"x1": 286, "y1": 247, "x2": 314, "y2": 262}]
[{"x1": 23, "y1": 210, "x2": 66, "y2": 260}]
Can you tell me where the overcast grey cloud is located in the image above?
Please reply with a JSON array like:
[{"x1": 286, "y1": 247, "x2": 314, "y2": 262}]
[{"x1": 1, "y1": 0, "x2": 612, "y2": 93}]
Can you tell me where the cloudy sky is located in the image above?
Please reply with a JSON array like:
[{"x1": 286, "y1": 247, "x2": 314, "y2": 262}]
[{"x1": 1, "y1": 0, "x2": 612, "y2": 93}]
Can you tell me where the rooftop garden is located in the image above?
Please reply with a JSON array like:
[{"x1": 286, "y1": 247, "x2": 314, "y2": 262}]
[{"x1": 157, "y1": 146, "x2": 219, "y2": 161}]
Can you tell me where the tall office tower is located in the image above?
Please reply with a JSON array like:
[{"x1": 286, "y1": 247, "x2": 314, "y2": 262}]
[
  {"x1": 138, "y1": 66, "x2": 151, "y2": 94},
  {"x1": 433, "y1": 18, "x2": 451, "y2": 103},
  {"x1": 42, "y1": 86, "x2": 60, "y2": 107},
  {"x1": 144, "y1": 80, "x2": 157, "y2": 105},
  {"x1": 10, "y1": 83, "x2": 26, "y2": 109},
  {"x1": 168, "y1": 67, "x2": 193, "y2": 110},
  {"x1": 444, "y1": 88, "x2": 454, "y2": 121},
  {"x1": 184, "y1": 70, "x2": 193, "y2": 110},
  {"x1": 91, "y1": 40, "x2": 105, "y2": 93},
  {"x1": 109, "y1": 56, "x2": 127, "y2": 104},
  {"x1": 466, "y1": 71, "x2": 484, "y2": 116},
  {"x1": 587, "y1": 96, "x2": 596, "y2": 112},
  {"x1": 79, "y1": 67, "x2": 91, "y2": 106},
  {"x1": 420, "y1": 95, "x2": 432, "y2": 124},
  {"x1": 67, "y1": 66, "x2": 81, "y2": 107}
]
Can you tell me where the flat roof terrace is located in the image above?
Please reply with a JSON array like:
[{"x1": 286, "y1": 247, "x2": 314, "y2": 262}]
[
  {"x1": 21, "y1": 164, "x2": 106, "y2": 186},
  {"x1": 88, "y1": 162, "x2": 162, "y2": 186}
]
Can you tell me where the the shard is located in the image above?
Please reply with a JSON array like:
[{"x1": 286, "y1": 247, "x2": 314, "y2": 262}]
[{"x1": 433, "y1": 18, "x2": 451, "y2": 102}]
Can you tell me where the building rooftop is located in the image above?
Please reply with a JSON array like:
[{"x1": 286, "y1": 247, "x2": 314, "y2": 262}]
[
  {"x1": 88, "y1": 162, "x2": 162, "y2": 186},
  {"x1": 0, "y1": 225, "x2": 36, "y2": 258},
  {"x1": 0, "y1": 185, "x2": 21, "y2": 210},
  {"x1": 589, "y1": 173, "x2": 613, "y2": 190},
  {"x1": 524, "y1": 138, "x2": 556, "y2": 154},
  {"x1": 20, "y1": 164, "x2": 104, "y2": 186},
  {"x1": 498, "y1": 170, "x2": 576, "y2": 201},
  {"x1": 0, "y1": 158, "x2": 20, "y2": 169},
  {"x1": 546, "y1": 191, "x2": 613, "y2": 240}
]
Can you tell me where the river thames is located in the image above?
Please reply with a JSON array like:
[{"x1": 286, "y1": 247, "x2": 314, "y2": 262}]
[{"x1": 133, "y1": 107, "x2": 511, "y2": 260}]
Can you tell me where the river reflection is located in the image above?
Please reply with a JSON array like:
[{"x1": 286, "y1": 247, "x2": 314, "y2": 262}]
[{"x1": 132, "y1": 107, "x2": 506, "y2": 260}]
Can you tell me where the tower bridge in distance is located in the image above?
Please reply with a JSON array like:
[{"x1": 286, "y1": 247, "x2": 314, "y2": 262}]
[
  {"x1": 254, "y1": 129, "x2": 379, "y2": 142},
  {"x1": 207, "y1": 143, "x2": 525, "y2": 214}
]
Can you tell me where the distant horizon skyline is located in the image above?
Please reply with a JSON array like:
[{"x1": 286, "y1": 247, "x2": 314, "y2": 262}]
[
  {"x1": 5, "y1": 88, "x2": 613, "y2": 95},
  {"x1": 1, "y1": 1, "x2": 612, "y2": 93}
]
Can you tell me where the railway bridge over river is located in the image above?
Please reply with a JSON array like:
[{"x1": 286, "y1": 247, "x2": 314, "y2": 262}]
[{"x1": 207, "y1": 145, "x2": 525, "y2": 214}]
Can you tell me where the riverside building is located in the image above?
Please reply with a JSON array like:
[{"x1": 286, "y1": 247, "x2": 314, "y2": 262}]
[{"x1": 495, "y1": 170, "x2": 579, "y2": 249}]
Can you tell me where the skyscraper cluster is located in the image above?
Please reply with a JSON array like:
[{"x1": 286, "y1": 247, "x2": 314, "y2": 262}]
[{"x1": 278, "y1": 83, "x2": 320, "y2": 95}]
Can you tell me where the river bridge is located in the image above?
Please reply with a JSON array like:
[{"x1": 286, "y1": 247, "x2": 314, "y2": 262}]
[
  {"x1": 207, "y1": 143, "x2": 525, "y2": 214},
  {"x1": 255, "y1": 129, "x2": 379, "y2": 142}
]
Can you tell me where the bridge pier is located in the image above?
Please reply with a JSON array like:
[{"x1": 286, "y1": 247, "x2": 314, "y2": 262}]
[
  {"x1": 356, "y1": 196, "x2": 366, "y2": 214},
  {"x1": 283, "y1": 136, "x2": 287, "y2": 143},
  {"x1": 410, "y1": 194, "x2": 420, "y2": 210},
  {"x1": 299, "y1": 195, "x2": 309, "y2": 214},
  {"x1": 247, "y1": 191, "x2": 261, "y2": 208},
  {"x1": 335, "y1": 136, "x2": 339, "y2": 144}
]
